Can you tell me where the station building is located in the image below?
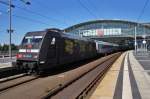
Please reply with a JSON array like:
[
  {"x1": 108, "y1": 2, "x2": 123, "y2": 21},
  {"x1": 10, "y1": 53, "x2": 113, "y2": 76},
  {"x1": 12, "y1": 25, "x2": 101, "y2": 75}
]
[{"x1": 64, "y1": 20, "x2": 150, "y2": 50}]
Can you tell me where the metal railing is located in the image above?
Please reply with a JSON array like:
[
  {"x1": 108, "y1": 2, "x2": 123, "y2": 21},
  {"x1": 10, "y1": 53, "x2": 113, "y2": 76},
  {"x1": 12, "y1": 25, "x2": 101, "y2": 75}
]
[{"x1": 0, "y1": 50, "x2": 18, "y2": 58}]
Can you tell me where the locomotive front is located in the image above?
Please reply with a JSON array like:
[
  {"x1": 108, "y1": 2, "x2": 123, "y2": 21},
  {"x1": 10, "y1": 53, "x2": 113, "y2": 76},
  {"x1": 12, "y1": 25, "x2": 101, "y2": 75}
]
[{"x1": 15, "y1": 31, "x2": 45, "y2": 72}]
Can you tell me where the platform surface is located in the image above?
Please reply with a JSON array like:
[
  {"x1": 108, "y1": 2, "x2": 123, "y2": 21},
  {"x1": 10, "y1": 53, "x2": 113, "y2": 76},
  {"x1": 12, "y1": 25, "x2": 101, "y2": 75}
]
[{"x1": 90, "y1": 51, "x2": 150, "y2": 99}]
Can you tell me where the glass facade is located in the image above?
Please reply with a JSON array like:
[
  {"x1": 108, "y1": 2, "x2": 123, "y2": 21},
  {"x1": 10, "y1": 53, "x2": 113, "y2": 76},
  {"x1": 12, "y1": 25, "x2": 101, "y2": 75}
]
[
  {"x1": 64, "y1": 20, "x2": 150, "y2": 38},
  {"x1": 64, "y1": 20, "x2": 150, "y2": 50}
]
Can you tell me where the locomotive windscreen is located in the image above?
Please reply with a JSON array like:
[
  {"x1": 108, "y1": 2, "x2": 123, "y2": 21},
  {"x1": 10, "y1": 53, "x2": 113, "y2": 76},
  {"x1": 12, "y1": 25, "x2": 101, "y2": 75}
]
[
  {"x1": 21, "y1": 35, "x2": 43, "y2": 50},
  {"x1": 22, "y1": 36, "x2": 42, "y2": 44}
]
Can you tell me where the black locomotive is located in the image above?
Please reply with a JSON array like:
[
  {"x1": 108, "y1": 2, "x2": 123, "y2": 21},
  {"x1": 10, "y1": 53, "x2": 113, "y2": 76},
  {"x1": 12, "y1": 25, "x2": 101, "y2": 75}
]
[{"x1": 14, "y1": 29, "x2": 97, "y2": 73}]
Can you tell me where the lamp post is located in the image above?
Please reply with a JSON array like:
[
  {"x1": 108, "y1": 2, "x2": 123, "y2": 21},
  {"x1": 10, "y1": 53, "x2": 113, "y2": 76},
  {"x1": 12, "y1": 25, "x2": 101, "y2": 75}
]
[
  {"x1": 142, "y1": 35, "x2": 146, "y2": 52},
  {"x1": 134, "y1": 26, "x2": 137, "y2": 53}
]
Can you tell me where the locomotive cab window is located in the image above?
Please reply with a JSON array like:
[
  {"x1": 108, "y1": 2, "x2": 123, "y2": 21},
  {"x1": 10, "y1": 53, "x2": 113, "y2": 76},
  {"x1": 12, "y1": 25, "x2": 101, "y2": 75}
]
[{"x1": 22, "y1": 36, "x2": 33, "y2": 44}]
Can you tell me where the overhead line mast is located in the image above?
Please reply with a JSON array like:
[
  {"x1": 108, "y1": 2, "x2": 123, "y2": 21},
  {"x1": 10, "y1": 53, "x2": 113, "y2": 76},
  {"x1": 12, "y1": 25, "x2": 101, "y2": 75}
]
[
  {"x1": 0, "y1": 0, "x2": 31, "y2": 59},
  {"x1": 8, "y1": 0, "x2": 12, "y2": 59},
  {"x1": 135, "y1": 0, "x2": 149, "y2": 53}
]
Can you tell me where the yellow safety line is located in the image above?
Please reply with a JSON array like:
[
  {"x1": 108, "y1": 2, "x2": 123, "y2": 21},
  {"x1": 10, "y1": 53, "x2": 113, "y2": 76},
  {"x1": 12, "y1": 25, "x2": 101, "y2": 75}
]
[
  {"x1": 90, "y1": 53, "x2": 126, "y2": 99},
  {"x1": 122, "y1": 52, "x2": 133, "y2": 99}
]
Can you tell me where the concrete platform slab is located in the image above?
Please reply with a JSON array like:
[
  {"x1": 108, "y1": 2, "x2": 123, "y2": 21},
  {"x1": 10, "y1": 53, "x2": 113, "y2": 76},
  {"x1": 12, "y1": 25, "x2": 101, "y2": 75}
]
[
  {"x1": 128, "y1": 51, "x2": 150, "y2": 99},
  {"x1": 90, "y1": 51, "x2": 150, "y2": 99},
  {"x1": 133, "y1": 52, "x2": 150, "y2": 70}
]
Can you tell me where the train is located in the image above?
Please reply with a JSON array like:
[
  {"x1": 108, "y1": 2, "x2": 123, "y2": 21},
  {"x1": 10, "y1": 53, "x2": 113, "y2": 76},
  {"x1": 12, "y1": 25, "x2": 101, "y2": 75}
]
[
  {"x1": 95, "y1": 40, "x2": 119, "y2": 55},
  {"x1": 13, "y1": 28, "x2": 120, "y2": 74}
]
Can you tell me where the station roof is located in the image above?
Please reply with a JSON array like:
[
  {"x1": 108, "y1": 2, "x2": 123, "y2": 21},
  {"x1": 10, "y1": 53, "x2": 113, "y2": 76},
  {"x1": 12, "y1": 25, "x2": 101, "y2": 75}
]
[{"x1": 64, "y1": 19, "x2": 150, "y2": 32}]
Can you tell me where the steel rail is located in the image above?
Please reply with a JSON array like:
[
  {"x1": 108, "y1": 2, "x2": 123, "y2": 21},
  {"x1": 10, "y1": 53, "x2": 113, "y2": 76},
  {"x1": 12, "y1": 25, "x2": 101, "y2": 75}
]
[
  {"x1": 0, "y1": 73, "x2": 27, "y2": 83},
  {"x1": 0, "y1": 75, "x2": 39, "y2": 92}
]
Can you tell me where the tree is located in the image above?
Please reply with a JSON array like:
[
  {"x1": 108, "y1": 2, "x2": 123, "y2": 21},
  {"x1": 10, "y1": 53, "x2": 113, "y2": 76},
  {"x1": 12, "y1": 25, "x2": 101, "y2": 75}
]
[
  {"x1": 11, "y1": 44, "x2": 18, "y2": 50},
  {"x1": 0, "y1": 44, "x2": 2, "y2": 51},
  {"x1": 0, "y1": 44, "x2": 18, "y2": 51},
  {"x1": 2, "y1": 44, "x2": 9, "y2": 51}
]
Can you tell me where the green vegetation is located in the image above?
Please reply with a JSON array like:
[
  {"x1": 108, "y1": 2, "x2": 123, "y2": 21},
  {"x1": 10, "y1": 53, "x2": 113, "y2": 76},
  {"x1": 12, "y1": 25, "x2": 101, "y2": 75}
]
[{"x1": 0, "y1": 44, "x2": 18, "y2": 51}]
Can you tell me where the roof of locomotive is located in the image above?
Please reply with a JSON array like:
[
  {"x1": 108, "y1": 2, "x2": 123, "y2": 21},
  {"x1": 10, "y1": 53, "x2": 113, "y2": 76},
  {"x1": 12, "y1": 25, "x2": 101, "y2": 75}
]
[
  {"x1": 25, "y1": 31, "x2": 46, "y2": 36},
  {"x1": 46, "y1": 29, "x2": 94, "y2": 42}
]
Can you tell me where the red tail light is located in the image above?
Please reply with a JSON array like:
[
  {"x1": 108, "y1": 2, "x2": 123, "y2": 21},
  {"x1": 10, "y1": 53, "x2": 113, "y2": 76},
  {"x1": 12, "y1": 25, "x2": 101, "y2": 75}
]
[
  {"x1": 27, "y1": 44, "x2": 32, "y2": 48},
  {"x1": 16, "y1": 54, "x2": 23, "y2": 59}
]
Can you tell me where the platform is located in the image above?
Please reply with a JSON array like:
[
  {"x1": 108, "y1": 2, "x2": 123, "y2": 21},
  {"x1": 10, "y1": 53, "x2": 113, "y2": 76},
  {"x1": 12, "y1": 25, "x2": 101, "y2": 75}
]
[{"x1": 90, "y1": 51, "x2": 150, "y2": 99}]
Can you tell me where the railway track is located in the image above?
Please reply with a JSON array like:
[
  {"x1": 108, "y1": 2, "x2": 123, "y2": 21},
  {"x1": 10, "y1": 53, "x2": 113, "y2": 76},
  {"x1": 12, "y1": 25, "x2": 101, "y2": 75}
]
[
  {"x1": 43, "y1": 52, "x2": 121, "y2": 99},
  {"x1": 0, "y1": 66, "x2": 26, "y2": 79},
  {"x1": 0, "y1": 73, "x2": 27, "y2": 83},
  {"x1": 0, "y1": 53, "x2": 121, "y2": 99},
  {"x1": 0, "y1": 74, "x2": 38, "y2": 93}
]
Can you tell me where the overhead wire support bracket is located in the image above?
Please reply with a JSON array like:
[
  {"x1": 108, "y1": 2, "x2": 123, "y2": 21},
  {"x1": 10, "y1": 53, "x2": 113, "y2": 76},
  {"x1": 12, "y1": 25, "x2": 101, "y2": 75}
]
[{"x1": 0, "y1": 1, "x2": 15, "y2": 8}]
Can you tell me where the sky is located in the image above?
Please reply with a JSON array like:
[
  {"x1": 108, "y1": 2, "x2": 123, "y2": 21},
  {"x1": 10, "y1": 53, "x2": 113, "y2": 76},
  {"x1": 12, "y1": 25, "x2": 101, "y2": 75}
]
[{"x1": 0, "y1": 0, "x2": 150, "y2": 45}]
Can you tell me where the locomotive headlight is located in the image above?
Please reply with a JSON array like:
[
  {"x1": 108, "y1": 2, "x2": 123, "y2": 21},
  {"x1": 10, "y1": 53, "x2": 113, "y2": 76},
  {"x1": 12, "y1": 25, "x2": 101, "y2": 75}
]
[
  {"x1": 33, "y1": 55, "x2": 38, "y2": 58},
  {"x1": 40, "y1": 61, "x2": 45, "y2": 64}
]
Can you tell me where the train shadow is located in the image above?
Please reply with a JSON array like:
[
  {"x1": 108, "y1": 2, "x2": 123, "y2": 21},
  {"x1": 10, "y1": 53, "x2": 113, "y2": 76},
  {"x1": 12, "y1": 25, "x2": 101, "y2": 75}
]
[{"x1": 39, "y1": 55, "x2": 103, "y2": 77}]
